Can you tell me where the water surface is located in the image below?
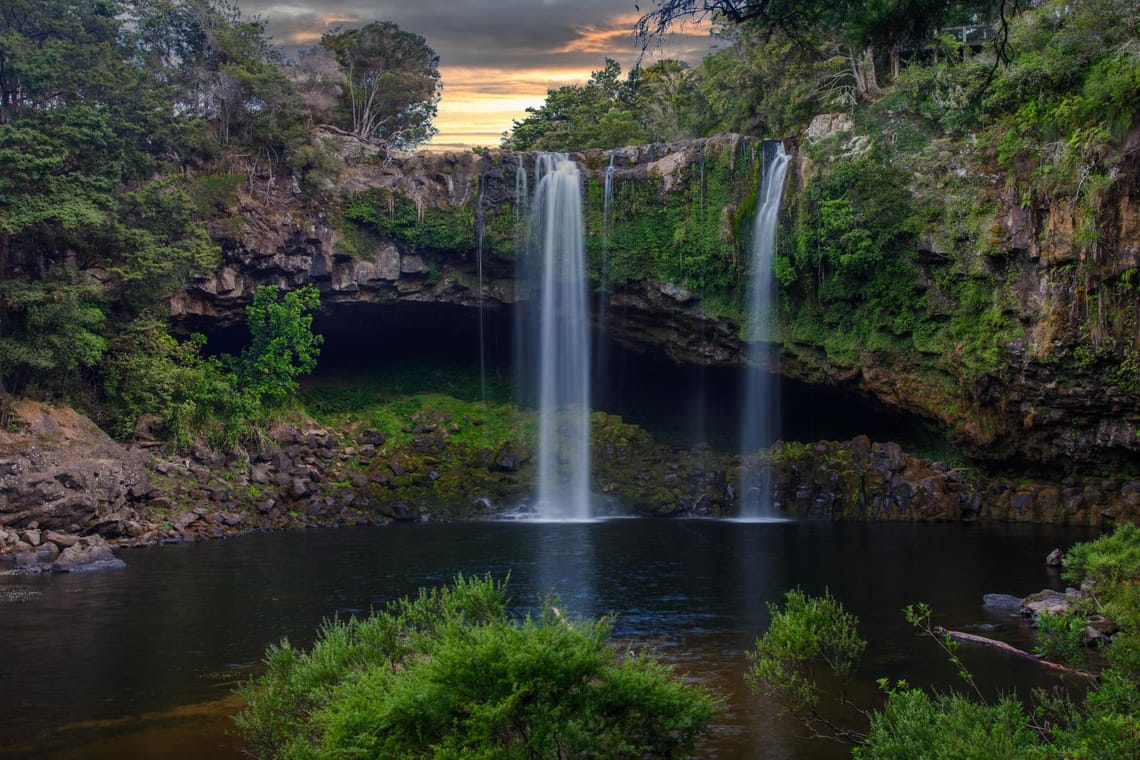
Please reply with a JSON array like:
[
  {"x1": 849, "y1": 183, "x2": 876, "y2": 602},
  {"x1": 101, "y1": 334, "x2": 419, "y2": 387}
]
[{"x1": 0, "y1": 520, "x2": 1089, "y2": 758}]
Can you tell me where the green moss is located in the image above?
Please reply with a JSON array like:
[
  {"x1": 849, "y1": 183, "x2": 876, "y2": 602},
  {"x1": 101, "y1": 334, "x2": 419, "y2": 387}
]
[{"x1": 584, "y1": 142, "x2": 761, "y2": 299}]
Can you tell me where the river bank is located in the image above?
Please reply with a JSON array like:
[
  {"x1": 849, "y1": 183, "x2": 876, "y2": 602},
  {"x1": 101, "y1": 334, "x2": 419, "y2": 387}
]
[{"x1": 1, "y1": 399, "x2": 1133, "y2": 575}]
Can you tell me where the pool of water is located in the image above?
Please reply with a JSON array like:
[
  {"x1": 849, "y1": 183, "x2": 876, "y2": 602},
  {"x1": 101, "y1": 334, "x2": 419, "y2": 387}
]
[{"x1": 0, "y1": 519, "x2": 1092, "y2": 758}]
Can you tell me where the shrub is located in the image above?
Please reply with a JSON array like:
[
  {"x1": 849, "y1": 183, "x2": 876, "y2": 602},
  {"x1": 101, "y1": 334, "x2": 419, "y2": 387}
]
[
  {"x1": 747, "y1": 588, "x2": 867, "y2": 742},
  {"x1": 235, "y1": 575, "x2": 718, "y2": 759},
  {"x1": 854, "y1": 687, "x2": 1038, "y2": 760},
  {"x1": 1035, "y1": 610, "x2": 1090, "y2": 668}
]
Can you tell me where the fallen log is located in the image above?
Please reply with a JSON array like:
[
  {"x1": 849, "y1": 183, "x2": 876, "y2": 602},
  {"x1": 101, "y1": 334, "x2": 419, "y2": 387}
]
[{"x1": 932, "y1": 626, "x2": 1097, "y2": 680}]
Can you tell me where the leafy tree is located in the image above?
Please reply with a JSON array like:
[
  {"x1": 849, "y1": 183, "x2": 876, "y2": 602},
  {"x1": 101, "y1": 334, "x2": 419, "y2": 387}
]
[
  {"x1": 128, "y1": 0, "x2": 306, "y2": 153},
  {"x1": 234, "y1": 284, "x2": 323, "y2": 406},
  {"x1": 636, "y1": 1, "x2": 1022, "y2": 62},
  {"x1": 503, "y1": 59, "x2": 647, "y2": 150},
  {"x1": 630, "y1": 59, "x2": 715, "y2": 141},
  {"x1": 320, "y1": 21, "x2": 441, "y2": 151},
  {"x1": 0, "y1": 271, "x2": 107, "y2": 396},
  {"x1": 236, "y1": 575, "x2": 718, "y2": 759},
  {"x1": 101, "y1": 313, "x2": 220, "y2": 440},
  {"x1": 286, "y1": 46, "x2": 345, "y2": 125}
]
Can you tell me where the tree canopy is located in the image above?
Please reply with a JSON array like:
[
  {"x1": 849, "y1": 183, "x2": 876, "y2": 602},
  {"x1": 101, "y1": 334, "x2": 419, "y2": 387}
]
[
  {"x1": 319, "y1": 21, "x2": 441, "y2": 151},
  {"x1": 0, "y1": 1, "x2": 438, "y2": 425}
]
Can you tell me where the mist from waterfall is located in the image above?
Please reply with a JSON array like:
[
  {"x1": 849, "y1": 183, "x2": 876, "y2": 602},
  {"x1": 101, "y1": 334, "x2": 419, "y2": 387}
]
[
  {"x1": 519, "y1": 153, "x2": 592, "y2": 521},
  {"x1": 739, "y1": 142, "x2": 791, "y2": 518}
]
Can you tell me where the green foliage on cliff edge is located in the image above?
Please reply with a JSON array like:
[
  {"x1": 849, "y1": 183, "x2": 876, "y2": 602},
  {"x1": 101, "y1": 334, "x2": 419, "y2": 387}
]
[{"x1": 585, "y1": 139, "x2": 761, "y2": 298}]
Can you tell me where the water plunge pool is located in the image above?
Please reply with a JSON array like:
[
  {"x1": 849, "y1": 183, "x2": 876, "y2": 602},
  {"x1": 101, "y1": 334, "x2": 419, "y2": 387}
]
[{"x1": 0, "y1": 519, "x2": 1089, "y2": 758}]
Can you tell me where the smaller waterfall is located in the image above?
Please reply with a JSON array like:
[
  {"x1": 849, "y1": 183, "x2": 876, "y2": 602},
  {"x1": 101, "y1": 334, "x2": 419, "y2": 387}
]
[
  {"x1": 601, "y1": 154, "x2": 616, "y2": 295},
  {"x1": 594, "y1": 154, "x2": 617, "y2": 388},
  {"x1": 523, "y1": 153, "x2": 592, "y2": 521},
  {"x1": 514, "y1": 154, "x2": 528, "y2": 232},
  {"x1": 739, "y1": 142, "x2": 791, "y2": 518},
  {"x1": 475, "y1": 174, "x2": 487, "y2": 403}
]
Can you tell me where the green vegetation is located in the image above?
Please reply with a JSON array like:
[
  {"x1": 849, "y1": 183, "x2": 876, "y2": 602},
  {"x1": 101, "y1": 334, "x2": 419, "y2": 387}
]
[
  {"x1": 748, "y1": 525, "x2": 1140, "y2": 757},
  {"x1": 317, "y1": 22, "x2": 441, "y2": 151},
  {"x1": 0, "y1": 0, "x2": 443, "y2": 444},
  {"x1": 235, "y1": 575, "x2": 718, "y2": 759},
  {"x1": 104, "y1": 285, "x2": 321, "y2": 447},
  {"x1": 495, "y1": 0, "x2": 1139, "y2": 430},
  {"x1": 748, "y1": 589, "x2": 869, "y2": 743}
]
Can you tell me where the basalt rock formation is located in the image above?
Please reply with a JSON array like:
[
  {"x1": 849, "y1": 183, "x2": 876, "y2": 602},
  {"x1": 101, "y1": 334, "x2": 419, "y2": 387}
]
[{"x1": 169, "y1": 127, "x2": 1140, "y2": 472}]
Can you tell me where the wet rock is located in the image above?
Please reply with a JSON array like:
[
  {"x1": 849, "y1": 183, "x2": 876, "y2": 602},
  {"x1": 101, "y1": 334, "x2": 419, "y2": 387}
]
[
  {"x1": 52, "y1": 536, "x2": 125, "y2": 573},
  {"x1": 1046, "y1": 548, "x2": 1064, "y2": 567},
  {"x1": 1022, "y1": 589, "x2": 1081, "y2": 617},
  {"x1": 983, "y1": 593, "x2": 1024, "y2": 613},
  {"x1": 43, "y1": 530, "x2": 79, "y2": 549}
]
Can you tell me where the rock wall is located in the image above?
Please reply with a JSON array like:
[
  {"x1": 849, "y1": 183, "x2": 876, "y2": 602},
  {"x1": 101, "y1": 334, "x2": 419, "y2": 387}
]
[
  {"x1": 169, "y1": 127, "x2": 1140, "y2": 471},
  {"x1": 0, "y1": 402, "x2": 149, "y2": 571}
]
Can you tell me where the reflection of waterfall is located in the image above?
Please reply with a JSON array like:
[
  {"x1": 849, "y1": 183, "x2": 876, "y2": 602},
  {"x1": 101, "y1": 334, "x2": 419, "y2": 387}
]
[
  {"x1": 520, "y1": 153, "x2": 592, "y2": 521},
  {"x1": 739, "y1": 142, "x2": 791, "y2": 518}
]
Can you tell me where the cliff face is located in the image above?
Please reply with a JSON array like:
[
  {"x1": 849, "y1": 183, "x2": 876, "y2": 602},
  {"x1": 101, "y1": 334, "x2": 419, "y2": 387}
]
[{"x1": 171, "y1": 128, "x2": 1140, "y2": 472}]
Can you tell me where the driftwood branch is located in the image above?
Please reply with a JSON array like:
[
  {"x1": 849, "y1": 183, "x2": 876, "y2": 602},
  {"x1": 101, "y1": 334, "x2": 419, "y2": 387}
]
[{"x1": 933, "y1": 627, "x2": 1097, "y2": 680}]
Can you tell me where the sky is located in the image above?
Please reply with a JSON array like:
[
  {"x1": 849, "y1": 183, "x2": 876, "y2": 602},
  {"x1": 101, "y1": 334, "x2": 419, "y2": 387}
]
[{"x1": 236, "y1": 0, "x2": 717, "y2": 148}]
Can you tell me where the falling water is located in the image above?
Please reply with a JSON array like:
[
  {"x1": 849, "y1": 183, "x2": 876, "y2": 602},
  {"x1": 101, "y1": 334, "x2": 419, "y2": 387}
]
[
  {"x1": 739, "y1": 141, "x2": 791, "y2": 518},
  {"x1": 601, "y1": 153, "x2": 616, "y2": 296},
  {"x1": 475, "y1": 173, "x2": 487, "y2": 403},
  {"x1": 521, "y1": 153, "x2": 592, "y2": 521},
  {"x1": 594, "y1": 153, "x2": 617, "y2": 388},
  {"x1": 514, "y1": 154, "x2": 528, "y2": 231}
]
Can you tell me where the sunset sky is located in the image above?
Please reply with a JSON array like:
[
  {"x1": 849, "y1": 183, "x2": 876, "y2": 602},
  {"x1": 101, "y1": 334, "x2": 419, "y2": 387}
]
[{"x1": 235, "y1": 0, "x2": 717, "y2": 148}]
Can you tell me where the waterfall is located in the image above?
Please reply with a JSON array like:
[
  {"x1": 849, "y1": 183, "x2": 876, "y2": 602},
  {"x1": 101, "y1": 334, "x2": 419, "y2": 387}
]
[
  {"x1": 520, "y1": 153, "x2": 592, "y2": 521},
  {"x1": 601, "y1": 153, "x2": 615, "y2": 296},
  {"x1": 594, "y1": 153, "x2": 616, "y2": 390},
  {"x1": 475, "y1": 173, "x2": 487, "y2": 403},
  {"x1": 514, "y1": 154, "x2": 528, "y2": 231},
  {"x1": 739, "y1": 141, "x2": 791, "y2": 518}
]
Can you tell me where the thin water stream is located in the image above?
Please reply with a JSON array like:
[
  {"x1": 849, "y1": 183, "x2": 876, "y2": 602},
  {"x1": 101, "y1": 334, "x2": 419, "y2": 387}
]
[{"x1": 0, "y1": 520, "x2": 1088, "y2": 759}]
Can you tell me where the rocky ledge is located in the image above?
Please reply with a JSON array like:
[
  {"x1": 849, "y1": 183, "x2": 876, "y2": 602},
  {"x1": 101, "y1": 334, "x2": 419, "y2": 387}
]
[{"x1": 5, "y1": 402, "x2": 1140, "y2": 574}]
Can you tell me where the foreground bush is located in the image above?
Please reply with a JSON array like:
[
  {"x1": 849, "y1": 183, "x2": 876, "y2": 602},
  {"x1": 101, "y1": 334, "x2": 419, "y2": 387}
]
[
  {"x1": 235, "y1": 575, "x2": 717, "y2": 759},
  {"x1": 749, "y1": 522, "x2": 1140, "y2": 757}
]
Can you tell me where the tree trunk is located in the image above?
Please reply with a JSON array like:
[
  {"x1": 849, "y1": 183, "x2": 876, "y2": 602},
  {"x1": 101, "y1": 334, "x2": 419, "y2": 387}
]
[{"x1": 933, "y1": 627, "x2": 1097, "y2": 679}]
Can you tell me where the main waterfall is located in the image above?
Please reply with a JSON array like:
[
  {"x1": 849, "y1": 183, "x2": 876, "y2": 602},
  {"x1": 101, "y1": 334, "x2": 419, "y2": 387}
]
[
  {"x1": 520, "y1": 153, "x2": 592, "y2": 521},
  {"x1": 739, "y1": 142, "x2": 791, "y2": 518}
]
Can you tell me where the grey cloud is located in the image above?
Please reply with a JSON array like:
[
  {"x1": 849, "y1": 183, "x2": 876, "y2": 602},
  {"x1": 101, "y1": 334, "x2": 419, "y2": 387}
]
[{"x1": 241, "y1": 0, "x2": 710, "y2": 70}]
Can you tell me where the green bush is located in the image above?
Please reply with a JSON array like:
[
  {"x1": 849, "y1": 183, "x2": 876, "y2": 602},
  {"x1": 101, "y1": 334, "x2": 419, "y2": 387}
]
[
  {"x1": 1063, "y1": 523, "x2": 1140, "y2": 587},
  {"x1": 854, "y1": 687, "x2": 1038, "y2": 760},
  {"x1": 747, "y1": 588, "x2": 867, "y2": 741},
  {"x1": 235, "y1": 575, "x2": 718, "y2": 759},
  {"x1": 1035, "y1": 611, "x2": 1090, "y2": 668}
]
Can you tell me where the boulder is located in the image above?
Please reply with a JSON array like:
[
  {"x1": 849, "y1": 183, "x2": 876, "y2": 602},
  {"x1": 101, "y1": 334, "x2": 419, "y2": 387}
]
[
  {"x1": 1021, "y1": 589, "x2": 1081, "y2": 617},
  {"x1": 983, "y1": 593, "x2": 1025, "y2": 613},
  {"x1": 52, "y1": 536, "x2": 126, "y2": 573},
  {"x1": 0, "y1": 402, "x2": 150, "y2": 533}
]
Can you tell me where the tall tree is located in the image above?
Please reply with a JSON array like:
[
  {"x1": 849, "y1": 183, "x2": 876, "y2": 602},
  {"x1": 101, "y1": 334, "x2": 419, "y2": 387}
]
[
  {"x1": 320, "y1": 21, "x2": 441, "y2": 151},
  {"x1": 636, "y1": 1, "x2": 1026, "y2": 94}
]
